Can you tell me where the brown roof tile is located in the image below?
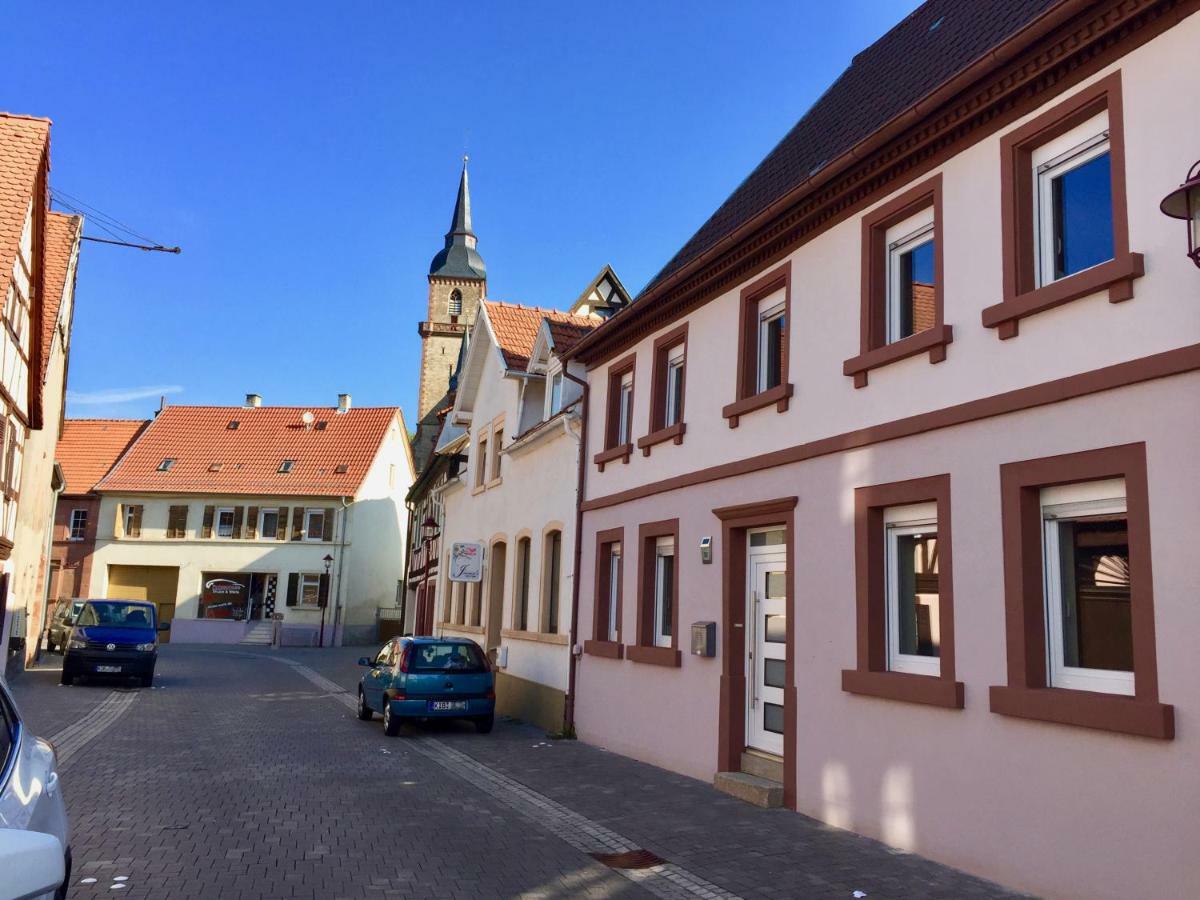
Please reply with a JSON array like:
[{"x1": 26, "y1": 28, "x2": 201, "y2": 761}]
[
  {"x1": 41, "y1": 212, "x2": 81, "y2": 381},
  {"x1": 483, "y1": 301, "x2": 597, "y2": 370},
  {"x1": 547, "y1": 318, "x2": 599, "y2": 355},
  {"x1": 644, "y1": 0, "x2": 1058, "y2": 292},
  {"x1": 95, "y1": 405, "x2": 400, "y2": 498},
  {"x1": 58, "y1": 419, "x2": 149, "y2": 494},
  {"x1": 0, "y1": 114, "x2": 50, "y2": 300}
]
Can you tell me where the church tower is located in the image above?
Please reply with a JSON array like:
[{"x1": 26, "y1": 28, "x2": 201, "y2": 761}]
[{"x1": 412, "y1": 159, "x2": 486, "y2": 469}]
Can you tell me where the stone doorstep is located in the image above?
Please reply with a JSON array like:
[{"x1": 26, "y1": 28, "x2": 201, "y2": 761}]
[
  {"x1": 713, "y1": 771, "x2": 783, "y2": 809},
  {"x1": 740, "y1": 749, "x2": 784, "y2": 783}
]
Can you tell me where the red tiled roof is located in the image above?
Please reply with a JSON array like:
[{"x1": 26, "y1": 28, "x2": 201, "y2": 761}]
[
  {"x1": 547, "y1": 318, "x2": 599, "y2": 355},
  {"x1": 95, "y1": 405, "x2": 400, "y2": 498},
  {"x1": 483, "y1": 301, "x2": 597, "y2": 370},
  {"x1": 41, "y1": 212, "x2": 81, "y2": 381},
  {"x1": 0, "y1": 114, "x2": 50, "y2": 303},
  {"x1": 58, "y1": 419, "x2": 149, "y2": 494}
]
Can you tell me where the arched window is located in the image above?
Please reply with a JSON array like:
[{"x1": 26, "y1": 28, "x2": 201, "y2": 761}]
[{"x1": 449, "y1": 289, "x2": 463, "y2": 317}]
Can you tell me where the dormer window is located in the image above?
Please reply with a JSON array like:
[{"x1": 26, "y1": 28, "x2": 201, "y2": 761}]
[
  {"x1": 334, "y1": 464, "x2": 349, "y2": 474},
  {"x1": 227, "y1": 420, "x2": 239, "y2": 430},
  {"x1": 315, "y1": 421, "x2": 328, "y2": 431},
  {"x1": 278, "y1": 460, "x2": 295, "y2": 474},
  {"x1": 209, "y1": 462, "x2": 223, "y2": 472},
  {"x1": 157, "y1": 459, "x2": 175, "y2": 472}
]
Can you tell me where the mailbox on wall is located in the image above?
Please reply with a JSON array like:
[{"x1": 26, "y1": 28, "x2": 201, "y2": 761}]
[{"x1": 691, "y1": 621, "x2": 716, "y2": 657}]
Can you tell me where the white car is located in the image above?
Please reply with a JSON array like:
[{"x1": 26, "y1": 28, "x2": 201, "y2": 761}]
[{"x1": 0, "y1": 676, "x2": 69, "y2": 899}]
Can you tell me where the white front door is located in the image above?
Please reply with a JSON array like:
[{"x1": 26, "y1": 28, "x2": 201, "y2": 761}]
[{"x1": 746, "y1": 531, "x2": 787, "y2": 757}]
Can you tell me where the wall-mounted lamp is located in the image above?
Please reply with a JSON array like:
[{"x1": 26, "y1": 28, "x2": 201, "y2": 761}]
[{"x1": 1160, "y1": 160, "x2": 1200, "y2": 269}]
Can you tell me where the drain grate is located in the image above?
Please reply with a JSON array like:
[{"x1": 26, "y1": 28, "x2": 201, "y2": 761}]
[{"x1": 591, "y1": 849, "x2": 667, "y2": 870}]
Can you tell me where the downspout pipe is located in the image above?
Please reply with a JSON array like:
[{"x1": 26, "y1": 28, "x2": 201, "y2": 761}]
[
  {"x1": 34, "y1": 465, "x2": 66, "y2": 664},
  {"x1": 561, "y1": 367, "x2": 589, "y2": 735}
]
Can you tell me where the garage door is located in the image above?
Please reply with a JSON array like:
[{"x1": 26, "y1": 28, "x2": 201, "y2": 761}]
[{"x1": 106, "y1": 565, "x2": 180, "y2": 643}]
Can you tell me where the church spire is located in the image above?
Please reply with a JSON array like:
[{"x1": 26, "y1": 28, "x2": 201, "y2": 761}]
[{"x1": 429, "y1": 156, "x2": 486, "y2": 280}]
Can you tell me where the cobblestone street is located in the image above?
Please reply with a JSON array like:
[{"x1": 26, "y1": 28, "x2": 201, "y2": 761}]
[{"x1": 10, "y1": 646, "x2": 1025, "y2": 899}]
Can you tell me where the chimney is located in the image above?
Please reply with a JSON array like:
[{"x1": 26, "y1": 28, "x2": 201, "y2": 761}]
[
  {"x1": 245, "y1": 393, "x2": 262, "y2": 408},
  {"x1": 337, "y1": 393, "x2": 351, "y2": 414}
]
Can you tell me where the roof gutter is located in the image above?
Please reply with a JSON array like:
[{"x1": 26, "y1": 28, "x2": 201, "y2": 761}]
[{"x1": 565, "y1": 0, "x2": 1097, "y2": 363}]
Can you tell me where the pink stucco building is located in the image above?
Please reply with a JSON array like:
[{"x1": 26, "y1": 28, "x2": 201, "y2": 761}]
[{"x1": 566, "y1": 2, "x2": 1200, "y2": 897}]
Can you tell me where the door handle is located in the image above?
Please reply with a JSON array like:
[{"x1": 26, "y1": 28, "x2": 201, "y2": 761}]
[
  {"x1": 749, "y1": 592, "x2": 759, "y2": 709},
  {"x1": 46, "y1": 772, "x2": 59, "y2": 796}
]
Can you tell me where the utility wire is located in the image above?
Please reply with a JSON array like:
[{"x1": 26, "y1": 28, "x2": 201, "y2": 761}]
[
  {"x1": 50, "y1": 186, "x2": 158, "y2": 245},
  {"x1": 49, "y1": 186, "x2": 182, "y2": 254}
]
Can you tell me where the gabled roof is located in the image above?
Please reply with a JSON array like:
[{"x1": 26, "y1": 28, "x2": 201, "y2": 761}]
[
  {"x1": 483, "y1": 301, "x2": 597, "y2": 371},
  {"x1": 95, "y1": 405, "x2": 402, "y2": 498},
  {"x1": 644, "y1": 0, "x2": 1058, "y2": 293},
  {"x1": 0, "y1": 114, "x2": 50, "y2": 300},
  {"x1": 58, "y1": 419, "x2": 149, "y2": 494},
  {"x1": 41, "y1": 211, "x2": 81, "y2": 382}
]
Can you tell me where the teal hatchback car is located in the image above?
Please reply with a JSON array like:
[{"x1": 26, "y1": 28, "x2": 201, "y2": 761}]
[{"x1": 357, "y1": 637, "x2": 495, "y2": 737}]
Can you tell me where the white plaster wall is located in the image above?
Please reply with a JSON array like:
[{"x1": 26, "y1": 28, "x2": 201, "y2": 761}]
[
  {"x1": 438, "y1": 345, "x2": 577, "y2": 693},
  {"x1": 584, "y1": 19, "x2": 1200, "y2": 502}
]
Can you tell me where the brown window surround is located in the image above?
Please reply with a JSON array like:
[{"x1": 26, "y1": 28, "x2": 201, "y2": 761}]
[
  {"x1": 841, "y1": 475, "x2": 963, "y2": 709},
  {"x1": 627, "y1": 518, "x2": 681, "y2": 668},
  {"x1": 722, "y1": 261, "x2": 793, "y2": 428},
  {"x1": 637, "y1": 323, "x2": 688, "y2": 456},
  {"x1": 583, "y1": 526, "x2": 624, "y2": 659},
  {"x1": 594, "y1": 352, "x2": 636, "y2": 471},
  {"x1": 990, "y1": 442, "x2": 1173, "y2": 739},
  {"x1": 843, "y1": 175, "x2": 953, "y2": 388},
  {"x1": 983, "y1": 71, "x2": 1143, "y2": 340}
]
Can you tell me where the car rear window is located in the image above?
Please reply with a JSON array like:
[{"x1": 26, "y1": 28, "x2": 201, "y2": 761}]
[
  {"x1": 77, "y1": 602, "x2": 156, "y2": 628},
  {"x1": 408, "y1": 642, "x2": 488, "y2": 673}
]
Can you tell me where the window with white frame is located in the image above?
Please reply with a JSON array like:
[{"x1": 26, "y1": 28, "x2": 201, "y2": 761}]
[
  {"x1": 756, "y1": 297, "x2": 785, "y2": 393},
  {"x1": 1033, "y1": 110, "x2": 1114, "y2": 287},
  {"x1": 548, "y1": 371, "x2": 564, "y2": 416},
  {"x1": 885, "y1": 209, "x2": 936, "y2": 343},
  {"x1": 299, "y1": 573, "x2": 322, "y2": 607},
  {"x1": 617, "y1": 371, "x2": 634, "y2": 445},
  {"x1": 884, "y1": 503, "x2": 940, "y2": 676},
  {"x1": 215, "y1": 507, "x2": 236, "y2": 538},
  {"x1": 653, "y1": 536, "x2": 675, "y2": 648},
  {"x1": 304, "y1": 508, "x2": 326, "y2": 541},
  {"x1": 607, "y1": 542, "x2": 621, "y2": 642},
  {"x1": 69, "y1": 509, "x2": 88, "y2": 540},
  {"x1": 1041, "y1": 478, "x2": 1133, "y2": 696},
  {"x1": 259, "y1": 508, "x2": 279, "y2": 540},
  {"x1": 664, "y1": 343, "x2": 685, "y2": 427}
]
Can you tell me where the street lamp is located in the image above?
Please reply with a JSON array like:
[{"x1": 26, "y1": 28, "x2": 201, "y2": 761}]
[
  {"x1": 318, "y1": 553, "x2": 334, "y2": 648},
  {"x1": 419, "y1": 516, "x2": 440, "y2": 636},
  {"x1": 1160, "y1": 159, "x2": 1200, "y2": 269}
]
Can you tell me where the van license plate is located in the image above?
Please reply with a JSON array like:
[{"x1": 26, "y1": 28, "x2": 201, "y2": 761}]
[
  {"x1": 429, "y1": 700, "x2": 467, "y2": 712},
  {"x1": 96, "y1": 665, "x2": 122, "y2": 673}
]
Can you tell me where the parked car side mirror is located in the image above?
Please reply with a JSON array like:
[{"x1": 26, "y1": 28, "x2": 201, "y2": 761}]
[
  {"x1": 157, "y1": 622, "x2": 171, "y2": 632},
  {"x1": 357, "y1": 657, "x2": 374, "y2": 667}
]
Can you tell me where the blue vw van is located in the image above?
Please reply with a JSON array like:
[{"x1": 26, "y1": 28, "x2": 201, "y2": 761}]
[{"x1": 61, "y1": 599, "x2": 167, "y2": 686}]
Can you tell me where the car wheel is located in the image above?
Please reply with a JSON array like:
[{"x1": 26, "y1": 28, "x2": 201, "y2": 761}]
[
  {"x1": 357, "y1": 689, "x2": 373, "y2": 721},
  {"x1": 60, "y1": 668, "x2": 73, "y2": 686},
  {"x1": 474, "y1": 714, "x2": 495, "y2": 734},
  {"x1": 383, "y1": 702, "x2": 401, "y2": 737}
]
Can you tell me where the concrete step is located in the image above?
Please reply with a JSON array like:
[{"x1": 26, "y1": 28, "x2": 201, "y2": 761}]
[
  {"x1": 713, "y1": 771, "x2": 783, "y2": 809},
  {"x1": 239, "y1": 622, "x2": 274, "y2": 645},
  {"x1": 740, "y1": 750, "x2": 784, "y2": 783}
]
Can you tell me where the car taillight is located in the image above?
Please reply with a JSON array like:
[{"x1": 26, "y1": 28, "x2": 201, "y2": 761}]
[
  {"x1": 391, "y1": 692, "x2": 406, "y2": 702},
  {"x1": 398, "y1": 645, "x2": 413, "y2": 673}
]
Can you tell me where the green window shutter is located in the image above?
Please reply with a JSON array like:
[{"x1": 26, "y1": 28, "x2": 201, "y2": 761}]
[
  {"x1": 285, "y1": 573, "x2": 299, "y2": 607},
  {"x1": 318, "y1": 573, "x2": 330, "y2": 608},
  {"x1": 322, "y1": 507, "x2": 335, "y2": 542},
  {"x1": 277, "y1": 508, "x2": 290, "y2": 541},
  {"x1": 246, "y1": 507, "x2": 259, "y2": 540},
  {"x1": 232, "y1": 506, "x2": 245, "y2": 539},
  {"x1": 130, "y1": 505, "x2": 143, "y2": 538},
  {"x1": 201, "y1": 506, "x2": 215, "y2": 538},
  {"x1": 292, "y1": 507, "x2": 305, "y2": 541}
]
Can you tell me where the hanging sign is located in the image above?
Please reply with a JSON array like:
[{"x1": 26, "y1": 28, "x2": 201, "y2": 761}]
[{"x1": 449, "y1": 542, "x2": 485, "y2": 582}]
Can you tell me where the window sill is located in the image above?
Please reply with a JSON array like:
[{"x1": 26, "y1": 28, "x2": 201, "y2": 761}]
[
  {"x1": 626, "y1": 644, "x2": 681, "y2": 667},
  {"x1": 841, "y1": 669, "x2": 963, "y2": 709},
  {"x1": 593, "y1": 443, "x2": 633, "y2": 472},
  {"x1": 637, "y1": 422, "x2": 686, "y2": 456},
  {"x1": 440, "y1": 623, "x2": 485, "y2": 635},
  {"x1": 486, "y1": 477, "x2": 503, "y2": 489},
  {"x1": 471, "y1": 484, "x2": 487, "y2": 496},
  {"x1": 988, "y1": 684, "x2": 1173, "y2": 739},
  {"x1": 842, "y1": 325, "x2": 953, "y2": 388},
  {"x1": 583, "y1": 639, "x2": 624, "y2": 659},
  {"x1": 500, "y1": 628, "x2": 570, "y2": 646},
  {"x1": 721, "y1": 383, "x2": 793, "y2": 428},
  {"x1": 981, "y1": 252, "x2": 1145, "y2": 339}
]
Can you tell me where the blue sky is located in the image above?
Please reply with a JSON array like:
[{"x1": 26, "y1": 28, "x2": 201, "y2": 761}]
[{"x1": 10, "y1": 1, "x2": 919, "y2": 422}]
